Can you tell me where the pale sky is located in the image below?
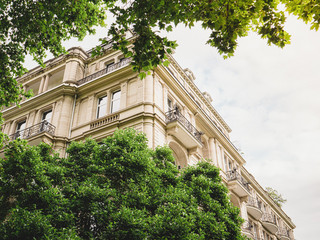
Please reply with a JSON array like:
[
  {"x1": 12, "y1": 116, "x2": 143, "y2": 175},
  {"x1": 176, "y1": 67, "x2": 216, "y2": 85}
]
[
  {"x1": 167, "y1": 17, "x2": 319, "y2": 240},
  {"x1": 24, "y1": 14, "x2": 319, "y2": 240}
]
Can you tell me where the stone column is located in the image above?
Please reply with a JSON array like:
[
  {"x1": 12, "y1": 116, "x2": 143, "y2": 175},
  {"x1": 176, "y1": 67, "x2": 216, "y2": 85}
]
[
  {"x1": 42, "y1": 74, "x2": 50, "y2": 92},
  {"x1": 163, "y1": 87, "x2": 168, "y2": 112},
  {"x1": 215, "y1": 142, "x2": 222, "y2": 169},
  {"x1": 143, "y1": 119, "x2": 154, "y2": 149},
  {"x1": 120, "y1": 81, "x2": 127, "y2": 109},
  {"x1": 3, "y1": 121, "x2": 12, "y2": 135},
  {"x1": 144, "y1": 73, "x2": 154, "y2": 113},
  {"x1": 208, "y1": 137, "x2": 217, "y2": 165},
  {"x1": 63, "y1": 59, "x2": 83, "y2": 84},
  {"x1": 38, "y1": 76, "x2": 45, "y2": 93},
  {"x1": 86, "y1": 95, "x2": 95, "y2": 121},
  {"x1": 26, "y1": 111, "x2": 36, "y2": 127},
  {"x1": 55, "y1": 95, "x2": 75, "y2": 137},
  {"x1": 240, "y1": 201, "x2": 248, "y2": 220}
]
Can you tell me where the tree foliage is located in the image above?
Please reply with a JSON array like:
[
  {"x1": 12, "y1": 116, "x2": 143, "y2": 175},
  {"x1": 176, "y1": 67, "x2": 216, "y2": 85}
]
[
  {"x1": 1, "y1": 0, "x2": 320, "y2": 131},
  {"x1": 0, "y1": 129, "x2": 246, "y2": 240},
  {"x1": 265, "y1": 187, "x2": 287, "y2": 207},
  {"x1": 0, "y1": 0, "x2": 107, "y2": 144}
]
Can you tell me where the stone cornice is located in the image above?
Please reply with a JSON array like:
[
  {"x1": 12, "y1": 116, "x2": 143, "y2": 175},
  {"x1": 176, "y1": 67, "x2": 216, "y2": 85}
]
[
  {"x1": 18, "y1": 47, "x2": 88, "y2": 83},
  {"x1": 85, "y1": 36, "x2": 137, "y2": 64},
  {"x1": 166, "y1": 54, "x2": 232, "y2": 133},
  {"x1": 242, "y1": 167, "x2": 296, "y2": 229},
  {"x1": 77, "y1": 65, "x2": 137, "y2": 95},
  {"x1": 155, "y1": 65, "x2": 246, "y2": 166},
  {"x1": 3, "y1": 84, "x2": 77, "y2": 119}
]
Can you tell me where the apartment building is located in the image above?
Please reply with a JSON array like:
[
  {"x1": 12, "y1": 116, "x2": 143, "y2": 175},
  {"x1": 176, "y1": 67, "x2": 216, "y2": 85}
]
[{"x1": 1, "y1": 35, "x2": 295, "y2": 239}]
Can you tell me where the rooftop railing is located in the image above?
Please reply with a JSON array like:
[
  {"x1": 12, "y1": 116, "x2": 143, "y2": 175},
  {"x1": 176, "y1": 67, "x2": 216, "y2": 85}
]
[
  {"x1": 226, "y1": 169, "x2": 251, "y2": 193},
  {"x1": 77, "y1": 58, "x2": 131, "y2": 85},
  {"x1": 9, "y1": 121, "x2": 56, "y2": 141},
  {"x1": 165, "y1": 108, "x2": 202, "y2": 143}
]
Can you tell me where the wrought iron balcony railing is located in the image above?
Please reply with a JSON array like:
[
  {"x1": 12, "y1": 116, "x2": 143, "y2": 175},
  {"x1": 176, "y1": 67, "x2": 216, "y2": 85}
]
[
  {"x1": 226, "y1": 170, "x2": 251, "y2": 193},
  {"x1": 278, "y1": 227, "x2": 290, "y2": 238},
  {"x1": 77, "y1": 57, "x2": 132, "y2": 85},
  {"x1": 262, "y1": 212, "x2": 277, "y2": 225},
  {"x1": 248, "y1": 196, "x2": 262, "y2": 209},
  {"x1": 165, "y1": 108, "x2": 202, "y2": 143},
  {"x1": 9, "y1": 121, "x2": 56, "y2": 141}
]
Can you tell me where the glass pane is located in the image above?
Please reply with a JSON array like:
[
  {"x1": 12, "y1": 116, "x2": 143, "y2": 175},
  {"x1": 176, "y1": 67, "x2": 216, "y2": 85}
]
[
  {"x1": 42, "y1": 110, "x2": 52, "y2": 122},
  {"x1": 97, "y1": 106, "x2": 107, "y2": 118},
  {"x1": 167, "y1": 99, "x2": 172, "y2": 110},
  {"x1": 15, "y1": 121, "x2": 26, "y2": 139},
  {"x1": 112, "y1": 91, "x2": 121, "y2": 100},
  {"x1": 17, "y1": 121, "x2": 26, "y2": 131},
  {"x1": 98, "y1": 96, "x2": 107, "y2": 105},
  {"x1": 111, "y1": 99, "x2": 120, "y2": 113},
  {"x1": 111, "y1": 91, "x2": 121, "y2": 113},
  {"x1": 97, "y1": 96, "x2": 107, "y2": 118}
]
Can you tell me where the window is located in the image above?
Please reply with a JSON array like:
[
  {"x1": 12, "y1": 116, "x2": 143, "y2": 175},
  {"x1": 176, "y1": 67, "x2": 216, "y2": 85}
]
[
  {"x1": 97, "y1": 96, "x2": 107, "y2": 118},
  {"x1": 42, "y1": 110, "x2": 52, "y2": 123},
  {"x1": 228, "y1": 160, "x2": 233, "y2": 171},
  {"x1": 224, "y1": 155, "x2": 228, "y2": 171},
  {"x1": 15, "y1": 120, "x2": 26, "y2": 139},
  {"x1": 167, "y1": 98, "x2": 173, "y2": 111},
  {"x1": 110, "y1": 91, "x2": 121, "y2": 113},
  {"x1": 41, "y1": 110, "x2": 52, "y2": 132},
  {"x1": 106, "y1": 61, "x2": 115, "y2": 72},
  {"x1": 106, "y1": 62, "x2": 114, "y2": 68}
]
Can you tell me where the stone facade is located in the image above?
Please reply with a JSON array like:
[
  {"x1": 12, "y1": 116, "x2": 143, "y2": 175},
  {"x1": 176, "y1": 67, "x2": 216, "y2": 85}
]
[{"x1": 2, "y1": 38, "x2": 295, "y2": 239}]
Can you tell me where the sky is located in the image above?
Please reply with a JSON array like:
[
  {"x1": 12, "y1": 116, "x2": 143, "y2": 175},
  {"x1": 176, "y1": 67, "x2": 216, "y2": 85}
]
[{"x1": 24, "y1": 14, "x2": 319, "y2": 240}]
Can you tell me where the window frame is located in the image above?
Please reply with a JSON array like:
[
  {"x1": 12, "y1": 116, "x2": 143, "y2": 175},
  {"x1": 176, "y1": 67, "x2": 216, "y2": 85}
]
[
  {"x1": 97, "y1": 95, "x2": 108, "y2": 119},
  {"x1": 167, "y1": 98, "x2": 173, "y2": 112},
  {"x1": 15, "y1": 120, "x2": 26, "y2": 139},
  {"x1": 16, "y1": 120, "x2": 26, "y2": 132},
  {"x1": 42, "y1": 109, "x2": 52, "y2": 123},
  {"x1": 110, "y1": 90, "x2": 121, "y2": 114}
]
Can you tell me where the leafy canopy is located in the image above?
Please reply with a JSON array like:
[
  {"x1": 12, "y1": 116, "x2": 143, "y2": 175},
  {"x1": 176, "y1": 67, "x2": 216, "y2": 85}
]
[
  {"x1": 1, "y1": 0, "x2": 320, "y2": 130},
  {"x1": 0, "y1": 129, "x2": 246, "y2": 240}
]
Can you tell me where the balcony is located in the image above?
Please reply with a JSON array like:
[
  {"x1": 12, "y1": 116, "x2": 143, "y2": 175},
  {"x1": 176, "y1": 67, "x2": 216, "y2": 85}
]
[
  {"x1": 261, "y1": 213, "x2": 278, "y2": 234},
  {"x1": 165, "y1": 109, "x2": 203, "y2": 149},
  {"x1": 247, "y1": 197, "x2": 263, "y2": 220},
  {"x1": 277, "y1": 228, "x2": 291, "y2": 240},
  {"x1": 10, "y1": 121, "x2": 56, "y2": 141},
  {"x1": 77, "y1": 58, "x2": 131, "y2": 85},
  {"x1": 90, "y1": 113, "x2": 120, "y2": 129},
  {"x1": 241, "y1": 220, "x2": 254, "y2": 238},
  {"x1": 226, "y1": 170, "x2": 251, "y2": 197}
]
